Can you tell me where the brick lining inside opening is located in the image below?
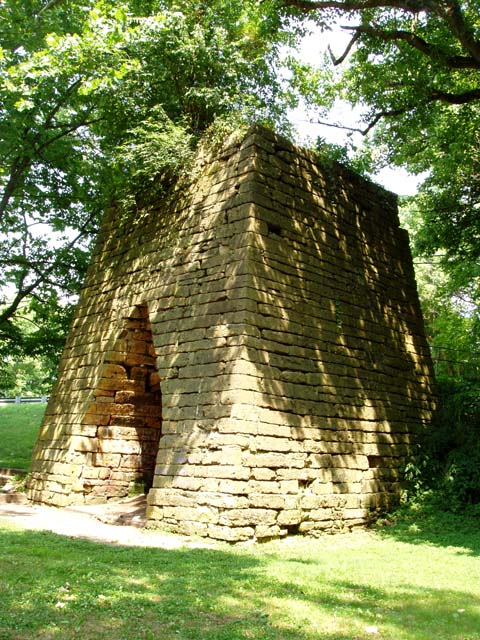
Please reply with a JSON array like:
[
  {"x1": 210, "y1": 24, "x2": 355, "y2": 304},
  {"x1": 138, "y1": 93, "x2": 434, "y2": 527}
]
[{"x1": 81, "y1": 304, "x2": 162, "y2": 499}]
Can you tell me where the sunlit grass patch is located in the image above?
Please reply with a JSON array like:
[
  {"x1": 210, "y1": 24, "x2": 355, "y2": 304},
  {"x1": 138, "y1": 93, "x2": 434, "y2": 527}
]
[
  {"x1": 0, "y1": 402, "x2": 45, "y2": 469},
  {"x1": 1, "y1": 516, "x2": 479, "y2": 640}
]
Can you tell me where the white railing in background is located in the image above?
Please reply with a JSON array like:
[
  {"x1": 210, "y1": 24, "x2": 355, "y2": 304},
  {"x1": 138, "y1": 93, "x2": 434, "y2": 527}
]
[{"x1": 0, "y1": 397, "x2": 48, "y2": 404}]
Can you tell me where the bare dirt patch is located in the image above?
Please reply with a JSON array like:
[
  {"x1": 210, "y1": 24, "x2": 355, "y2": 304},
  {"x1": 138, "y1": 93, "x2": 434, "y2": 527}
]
[{"x1": 0, "y1": 495, "x2": 215, "y2": 549}]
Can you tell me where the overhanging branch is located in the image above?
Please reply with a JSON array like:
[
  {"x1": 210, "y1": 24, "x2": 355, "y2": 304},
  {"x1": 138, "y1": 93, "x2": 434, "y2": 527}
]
[
  {"x1": 281, "y1": 1, "x2": 435, "y2": 14},
  {"x1": 429, "y1": 88, "x2": 480, "y2": 104},
  {"x1": 37, "y1": 0, "x2": 68, "y2": 16},
  {"x1": 342, "y1": 24, "x2": 479, "y2": 69},
  {"x1": 316, "y1": 85, "x2": 480, "y2": 136},
  {"x1": 281, "y1": 0, "x2": 480, "y2": 67},
  {"x1": 328, "y1": 31, "x2": 361, "y2": 65},
  {"x1": 0, "y1": 211, "x2": 96, "y2": 326},
  {"x1": 437, "y1": 0, "x2": 480, "y2": 65}
]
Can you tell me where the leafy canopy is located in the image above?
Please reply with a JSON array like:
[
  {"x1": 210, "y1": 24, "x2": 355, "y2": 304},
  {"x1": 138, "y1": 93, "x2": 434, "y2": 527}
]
[{"x1": 0, "y1": 0, "x2": 303, "y2": 364}]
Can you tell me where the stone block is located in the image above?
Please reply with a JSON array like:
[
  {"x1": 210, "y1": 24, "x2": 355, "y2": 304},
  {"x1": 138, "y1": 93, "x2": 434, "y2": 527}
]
[
  {"x1": 176, "y1": 464, "x2": 251, "y2": 481},
  {"x1": 255, "y1": 524, "x2": 284, "y2": 539},
  {"x1": 245, "y1": 453, "x2": 305, "y2": 469},
  {"x1": 249, "y1": 494, "x2": 285, "y2": 509},
  {"x1": 207, "y1": 524, "x2": 255, "y2": 542},
  {"x1": 198, "y1": 492, "x2": 249, "y2": 509},
  {"x1": 162, "y1": 505, "x2": 219, "y2": 524},
  {"x1": 251, "y1": 468, "x2": 276, "y2": 481},
  {"x1": 218, "y1": 479, "x2": 249, "y2": 494},
  {"x1": 92, "y1": 453, "x2": 121, "y2": 467},
  {"x1": 219, "y1": 508, "x2": 277, "y2": 527},
  {"x1": 276, "y1": 509, "x2": 302, "y2": 526},
  {"x1": 253, "y1": 436, "x2": 298, "y2": 453}
]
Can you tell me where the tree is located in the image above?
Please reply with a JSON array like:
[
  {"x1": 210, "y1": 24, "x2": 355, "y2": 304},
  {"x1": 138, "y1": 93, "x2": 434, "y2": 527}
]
[
  {"x1": 0, "y1": 0, "x2": 302, "y2": 368},
  {"x1": 0, "y1": 2, "x2": 137, "y2": 362},
  {"x1": 280, "y1": 1, "x2": 480, "y2": 279}
]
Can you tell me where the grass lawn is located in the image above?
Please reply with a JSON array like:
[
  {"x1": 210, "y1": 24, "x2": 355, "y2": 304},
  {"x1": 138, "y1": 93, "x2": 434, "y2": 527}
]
[
  {"x1": 1, "y1": 403, "x2": 479, "y2": 638},
  {"x1": 0, "y1": 403, "x2": 45, "y2": 469},
  {"x1": 1, "y1": 506, "x2": 479, "y2": 640}
]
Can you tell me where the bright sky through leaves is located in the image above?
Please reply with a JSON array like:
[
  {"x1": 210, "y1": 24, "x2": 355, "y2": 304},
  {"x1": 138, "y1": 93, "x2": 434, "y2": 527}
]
[{"x1": 288, "y1": 21, "x2": 424, "y2": 195}]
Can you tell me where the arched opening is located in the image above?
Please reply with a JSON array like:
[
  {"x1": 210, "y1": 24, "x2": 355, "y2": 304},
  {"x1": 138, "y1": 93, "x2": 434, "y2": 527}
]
[{"x1": 81, "y1": 304, "x2": 162, "y2": 499}]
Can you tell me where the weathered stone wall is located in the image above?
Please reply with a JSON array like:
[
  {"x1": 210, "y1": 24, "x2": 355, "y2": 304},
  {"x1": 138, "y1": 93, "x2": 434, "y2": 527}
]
[{"x1": 27, "y1": 126, "x2": 436, "y2": 541}]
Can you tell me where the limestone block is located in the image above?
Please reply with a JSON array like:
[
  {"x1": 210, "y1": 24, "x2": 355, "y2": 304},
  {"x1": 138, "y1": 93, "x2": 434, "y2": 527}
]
[
  {"x1": 175, "y1": 464, "x2": 251, "y2": 481},
  {"x1": 168, "y1": 476, "x2": 203, "y2": 491},
  {"x1": 197, "y1": 492, "x2": 249, "y2": 509},
  {"x1": 145, "y1": 505, "x2": 164, "y2": 521},
  {"x1": 188, "y1": 446, "x2": 243, "y2": 466},
  {"x1": 156, "y1": 450, "x2": 188, "y2": 465},
  {"x1": 252, "y1": 436, "x2": 299, "y2": 453},
  {"x1": 147, "y1": 488, "x2": 196, "y2": 508},
  {"x1": 343, "y1": 507, "x2": 370, "y2": 520},
  {"x1": 92, "y1": 453, "x2": 121, "y2": 467},
  {"x1": 172, "y1": 520, "x2": 209, "y2": 538},
  {"x1": 205, "y1": 432, "x2": 251, "y2": 450},
  {"x1": 217, "y1": 417, "x2": 258, "y2": 434},
  {"x1": 300, "y1": 495, "x2": 327, "y2": 510},
  {"x1": 255, "y1": 524, "x2": 285, "y2": 539},
  {"x1": 98, "y1": 439, "x2": 142, "y2": 455},
  {"x1": 309, "y1": 508, "x2": 335, "y2": 522},
  {"x1": 279, "y1": 480, "x2": 298, "y2": 494},
  {"x1": 251, "y1": 468, "x2": 276, "y2": 481},
  {"x1": 70, "y1": 436, "x2": 98, "y2": 452},
  {"x1": 162, "y1": 505, "x2": 219, "y2": 524},
  {"x1": 276, "y1": 468, "x2": 302, "y2": 481},
  {"x1": 207, "y1": 524, "x2": 255, "y2": 542},
  {"x1": 219, "y1": 508, "x2": 277, "y2": 527},
  {"x1": 249, "y1": 494, "x2": 285, "y2": 509},
  {"x1": 102, "y1": 364, "x2": 127, "y2": 379},
  {"x1": 276, "y1": 509, "x2": 302, "y2": 526},
  {"x1": 81, "y1": 413, "x2": 111, "y2": 427},
  {"x1": 217, "y1": 479, "x2": 250, "y2": 494},
  {"x1": 245, "y1": 453, "x2": 305, "y2": 469}
]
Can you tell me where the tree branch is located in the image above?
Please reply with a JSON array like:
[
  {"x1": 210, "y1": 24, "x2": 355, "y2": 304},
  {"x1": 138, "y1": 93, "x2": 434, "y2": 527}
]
[
  {"x1": 0, "y1": 272, "x2": 45, "y2": 326},
  {"x1": 282, "y1": 0, "x2": 480, "y2": 66},
  {"x1": 429, "y1": 88, "x2": 480, "y2": 104},
  {"x1": 43, "y1": 78, "x2": 84, "y2": 130},
  {"x1": 37, "y1": 0, "x2": 68, "y2": 17},
  {"x1": 35, "y1": 115, "x2": 103, "y2": 156},
  {"x1": 328, "y1": 31, "x2": 361, "y2": 65},
  {"x1": 0, "y1": 156, "x2": 31, "y2": 224},
  {"x1": 360, "y1": 105, "x2": 412, "y2": 134},
  {"x1": 313, "y1": 118, "x2": 368, "y2": 134},
  {"x1": 0, "y1": 112, "x2": 102, "y2": 224},
  {"x1": 314, "y1": 85, "x2": 480, "y2": 137},
  {"x1": 342, "y1": 24, "x2": 479, "y2": 69},
  {"x1": 281, "y1": 1, "x2": 435, "y2": 14},
  {"x1": 437, "y1": 0, "x2": 480, "y2": 65},
  {"x1": 0, "y1": 212, "x2": 96, "y2": 326}
]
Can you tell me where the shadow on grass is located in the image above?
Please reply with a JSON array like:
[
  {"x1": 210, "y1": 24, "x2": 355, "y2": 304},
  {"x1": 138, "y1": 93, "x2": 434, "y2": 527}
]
[
  {"x1": 1, "y1": 525, "x2": 479, "y2": 640},
  {"x1": 372, "y1": 502, "x2": 480, "y2": 557}
]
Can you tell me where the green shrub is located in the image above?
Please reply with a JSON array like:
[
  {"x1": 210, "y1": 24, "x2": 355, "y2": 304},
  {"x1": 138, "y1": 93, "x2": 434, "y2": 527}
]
[{"x1": 409, "y1": 378, "x2": 480, "y2": 512}]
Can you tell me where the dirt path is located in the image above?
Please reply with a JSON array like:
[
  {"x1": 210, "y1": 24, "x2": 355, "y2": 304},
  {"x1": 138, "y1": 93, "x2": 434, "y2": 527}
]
[{"x1": 0, "y1": 496, "x2": 216, "y2": 549}]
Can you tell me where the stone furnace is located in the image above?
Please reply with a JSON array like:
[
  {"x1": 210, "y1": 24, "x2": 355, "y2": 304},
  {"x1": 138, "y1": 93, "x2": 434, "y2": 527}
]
[{"x1": 27, "y1": 126, "x2": 436, "y2": 541}]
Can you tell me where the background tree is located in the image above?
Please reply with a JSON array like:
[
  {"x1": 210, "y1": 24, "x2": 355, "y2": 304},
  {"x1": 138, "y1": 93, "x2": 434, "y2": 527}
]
[{"x1": 0, "y1": 0, "x2": 302, "y2": 366}]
